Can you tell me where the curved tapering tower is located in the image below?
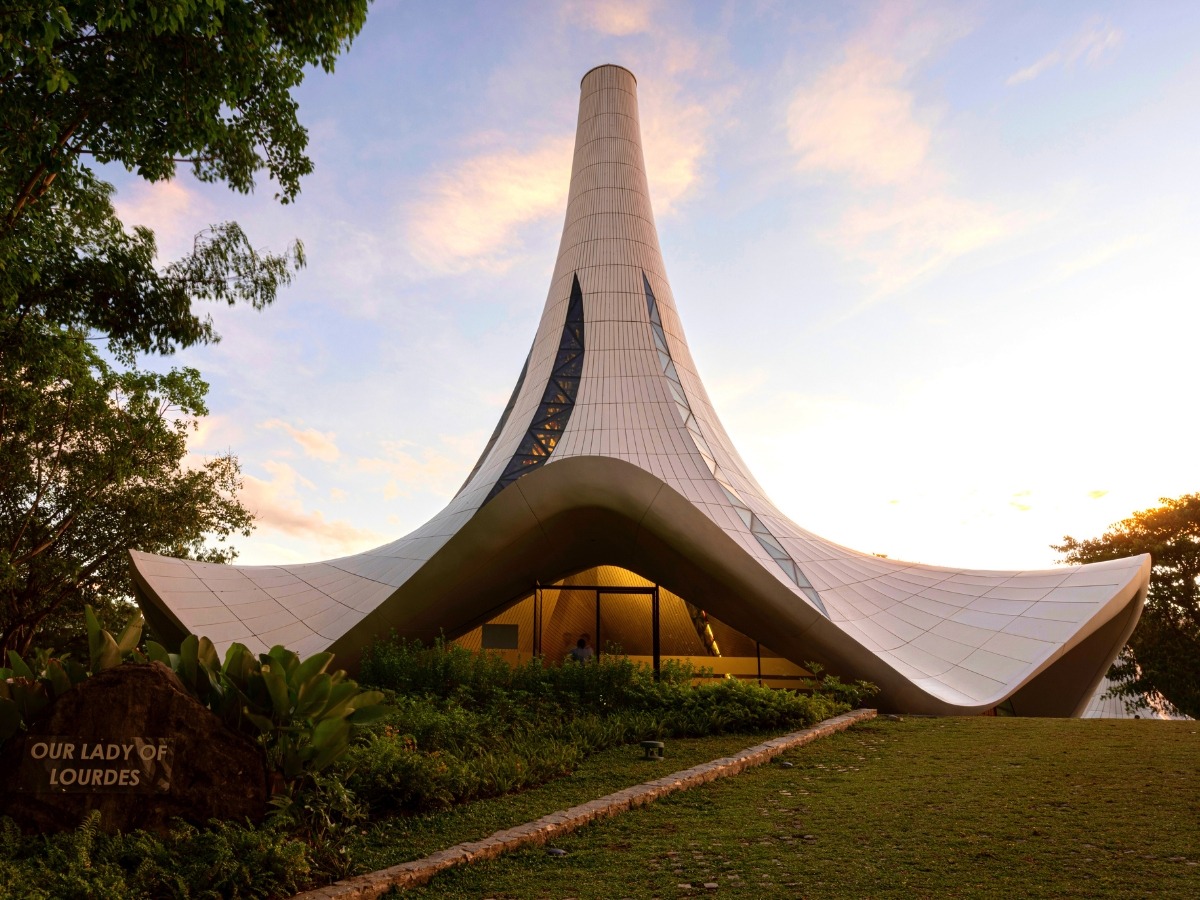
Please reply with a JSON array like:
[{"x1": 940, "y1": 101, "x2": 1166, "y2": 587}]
[{"x1": 131, "y1": 65, "x2": 1149, "y2": 715}]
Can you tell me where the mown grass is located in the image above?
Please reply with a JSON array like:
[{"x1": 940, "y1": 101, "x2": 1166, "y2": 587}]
[
  {"x1": 405, "y1": 717, "x2": 1200, "y2": 899},
  {"x1": 346, "y1": 731, "x2": 788, "y2": 874}
]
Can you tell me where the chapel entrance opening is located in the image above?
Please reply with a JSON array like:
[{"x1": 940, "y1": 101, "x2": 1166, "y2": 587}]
[{"x1": 453, "y1": 565, "x2": 812, "y2": 687}]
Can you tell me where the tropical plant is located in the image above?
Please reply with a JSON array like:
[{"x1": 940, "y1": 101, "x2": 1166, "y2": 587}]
[
  {"x1": 0, "y1": 605, "x2": 143, "y2": 742},
  {"x1": 0, "y1": 605, "x2": 387, "y2": 797}
]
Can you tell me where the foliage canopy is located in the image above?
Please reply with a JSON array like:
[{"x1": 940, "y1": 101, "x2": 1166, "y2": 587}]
[
  {"x1": 0, "y1": 1, "x2": 370, "y2": 653},
  {"x1": 1054, "y1": 494, "x2": 1200, "y2": 718}
]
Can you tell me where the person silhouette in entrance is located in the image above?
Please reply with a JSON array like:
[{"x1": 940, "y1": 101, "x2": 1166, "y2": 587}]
[{"x1": 569, "y1": 634, "x2": 594, "y2": 663}]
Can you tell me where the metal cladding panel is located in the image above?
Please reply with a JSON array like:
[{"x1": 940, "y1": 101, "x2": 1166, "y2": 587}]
[{"x1": 128, "y1": 66, "x2": 1150, "y2": 716}]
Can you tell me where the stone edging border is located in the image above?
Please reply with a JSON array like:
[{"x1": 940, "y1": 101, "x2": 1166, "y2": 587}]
[{"x1": 292, "y1": 708, "x2": 877, "y2": 899}]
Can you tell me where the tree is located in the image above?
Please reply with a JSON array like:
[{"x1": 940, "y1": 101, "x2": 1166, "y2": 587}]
[
  {"x1": 2, "y1": 1, "x2": 368, "y2": 222},
  {"x1": 0, "y1": 2, "x2": 369, "y2": 653},
  {"x1": 2, "y1": 0, "x2": 368, "y2": 338},
  {"x1": 1054, "y1": 495, "x2": 1200, "y2": 719},
  {"x1": 0, "y1": 326, "x2": 253, "y2": 656}
]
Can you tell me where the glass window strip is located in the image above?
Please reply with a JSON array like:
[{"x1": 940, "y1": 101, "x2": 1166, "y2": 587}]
[
  {"x1": 485, "y1": 274, "x2": 585, "y2": 505},
  {"x1": 641, "y1": 268, "x2": 828, "y2": 620}
]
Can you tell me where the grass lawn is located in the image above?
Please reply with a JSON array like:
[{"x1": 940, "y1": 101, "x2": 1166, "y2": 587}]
[
  {"x1": 344, "y1": 732, "x2": 785, "y2": 875},
  {"x1": 401, "y1": 717, "x2": 1199, "y2": 899}
]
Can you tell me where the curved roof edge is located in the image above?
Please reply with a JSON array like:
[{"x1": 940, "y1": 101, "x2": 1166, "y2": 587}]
[{"x1": 130, "y1": 457, "x2": 1149, "y2": 716}]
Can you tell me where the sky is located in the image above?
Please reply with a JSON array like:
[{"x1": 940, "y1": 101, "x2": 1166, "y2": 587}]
[{"x1": 110, "y1": 0, "x2": 1200, "y2": 572}]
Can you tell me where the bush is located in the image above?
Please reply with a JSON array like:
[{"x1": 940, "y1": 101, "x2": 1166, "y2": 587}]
[
  {"x1": 0, "y1": 813, "x2": 313, "y2": 900},
  {"x1": 343, "y1": 635, "x2": 866, "y2": 814}
]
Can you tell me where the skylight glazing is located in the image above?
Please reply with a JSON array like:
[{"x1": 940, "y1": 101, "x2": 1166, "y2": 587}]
[
  {"x1": 642, "y1": 272, "x2": 828, "y2": 617},
  {"x1": 484, "y1": 274, "x2": 586, "y2": 504}
]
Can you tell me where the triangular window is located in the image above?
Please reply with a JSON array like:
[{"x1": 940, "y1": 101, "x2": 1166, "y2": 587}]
[{"x1": 486, "y1": 274, "x2": 586, "y2": 503}]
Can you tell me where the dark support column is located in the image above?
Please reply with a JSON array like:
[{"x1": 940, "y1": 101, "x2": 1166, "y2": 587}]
[
  {"x1": 533, "y1": 584, "x2": 542, "y2": 658},
  {"x1": 756, "y1": 641, "x2": 762, "y2": 687},
  {"x1": 595, "y1": 591, "x2": 601, "y2": 662},
  {"x1": 652, "y1": 586, "x2": 661, "y2": 681}
]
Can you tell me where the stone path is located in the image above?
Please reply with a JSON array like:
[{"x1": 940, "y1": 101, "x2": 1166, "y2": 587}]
[{"x1": 292, "y1": 708, "x2": 876, "y2": 899}]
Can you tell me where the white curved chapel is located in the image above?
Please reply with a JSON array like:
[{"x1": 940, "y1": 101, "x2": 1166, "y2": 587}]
[{"x1": 130, "y1": 65, "x2": 1149, "y2": 716}]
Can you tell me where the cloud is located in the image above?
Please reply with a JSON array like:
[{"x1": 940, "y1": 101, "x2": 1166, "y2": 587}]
[
  {"x1": 787, "y1": 50, "x2": 929, "y2": 186},
  {"x1": 785, "y1": 7, "x2": 1011, "y2": 297},
  {"x1": 357, "y1": 437, "x2": 481, "y2": 499},
  {"x1": 564, "y1": 0, "x2": 657, "y2": 36},
  {"x1": 1007, "y1": 20, "x2": 1123, "y2": 86},
  {"x1": 404, "y1": 136, "x2": 573, "y2": 273},
  {"x1": 112, "y1": 179, "x2": 212, "y2": 264},
  {"x1": 261, "y1": 418, "x2": 340, "y2": 462},
  {"x1": 1009, "y1": 491, "x2": 1033, "y2": 512},
  {"x1": 240, "y1": 460, "x2": 382, "y2": 554},
  {"x1": 1051, "y1": 232, "x2": 1148, "y2": 282},
  {"x1": 402, "y1": 3, "x2": 719, "y2": 275},
  {"x1": 828, "y1": 193, "x2": 1013, "y2": 296},
  {"x1": 186, "y1": 414, "x2": 243, "y2": 454},
  {"x1": 641, "y1": 89, "x2": 712, "y2": 216}
]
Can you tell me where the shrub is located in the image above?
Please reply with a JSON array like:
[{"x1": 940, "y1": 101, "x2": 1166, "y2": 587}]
[
  {"x1": 0, "y1": 812, "x2": 314, "y2": 900},
  {"x1": 343, "y1": 635, "x2": 866, "y2": 815}
]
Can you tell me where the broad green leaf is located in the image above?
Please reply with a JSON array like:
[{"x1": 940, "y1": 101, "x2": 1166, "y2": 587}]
[
  {"x1": 178, "y1": 634, "x2": 199, "y2": 687},
  {"x1": 145, "y1": 641, "x2": 171, "y2": 666},
  {"x1": 310, "y1": 718, "x2": 351, "y2": 772},
  {"x1": 45, "y1": 660, "x2": 72, "y2": 697},
  {"x1": 293, "y1": 651, "x2": 334, "y2": 686},
  {"x1": 267, "y1": 646, "x2": 300, "y2": 679},
  {"x1": 346, "y1": 704, "x2": 390, "y2": 726},
  {"x1": 6, "y1": 652, "x2": 33, "y2": 680},
  {"x1": 261, "y1": 667, "x2": 290, "y2": 720},
  {"x1": 197, "y1": 637, "x2": 220, "y2": 671},
  {"x1": 294, "y1": 672, "x2": 332, "y2": 718},
  {"x1": 85, "y1": 605, "x2": 104, "y2": 671},
  {"x1": 94, "y1": 631, "x2": 121, "y2": 673},
  {"x1": 115, "y1": 611, "x2": 144, "y2": 654}
]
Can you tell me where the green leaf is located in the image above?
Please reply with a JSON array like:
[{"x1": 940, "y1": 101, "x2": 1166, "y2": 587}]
[
  {"x1": 267, "y1": 646, "x2": 300, "y2": 680},
  {"x1": 145, "y1": 641, "x2": 171, "y2": 666},
  {"x1": 115, "y1": 612, "x2": 144, "y2": 654},
  {"x1": 6, "y1": 652, "x2": 33, "y2": 680},
  {"x1": 85, "y1": 605, "x2": 104, "y2": 671},
  {"x1": 243, "y1": 710, "x2": 274, "y2": 735},
  {"x1": 65, "y1": 659, "x2": 89, "y2": 686},
  {"x1": 293, "y1": 651, "x2": 334, "y2": 686},
  {"x1": 309, "y1": 718, "x2": 351, "y2": 772},
  {"x1": 197, "y1": 637, "x2": 220, "y2": 672},
  {"x1": 318, "y1": 682, "x2": 360, "y2": 720},
  {"x1": 294, "y1": 672, "x2": 332, "y2": 718},
  {"x1": 346, "y1": 704, "x2": 390, "y2": 726},
  {"x1": 11, "y1": 682, "x2": 49, "y2": 722},
  {"x1": 261, "y1": 666, "x2": 291, "y2": 720},
  {"x1": 94, "y1": 631, "x2": 121, "y2": 673},
  {"x1": 45, "y1": 660, "x2": 72, "y2": 697},
  {"x1": 178, "y1": 634, "x2": 199, "y2": 687}
]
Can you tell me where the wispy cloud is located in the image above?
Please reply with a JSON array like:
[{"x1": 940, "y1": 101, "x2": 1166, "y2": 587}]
[
  {"x1": 641, "y1": 88, "x2": 713, "y2": 216},
  {"x1": 240, "y1": 460, "x2": 382, "y2": 554},
  {"x1": 788, "y1": 51, "x2": 929, "y2": 187},
  {"x1": 261, "y1": 418, "x2": 341, "y2": 462},
  {"x1": 1007, "y1": 20, "x2": 1122, "y2": 86},
  {"x1": 785, "y1": 6, "x2": 1011, "y2": 298},
  {"x1": 828, "y1": 193, "x2": 1013, "y2": 296},
  {"x1": 405, "y1": 135, "x2": 573, "y2": 273},
  {"x1": 357, "y1": 436, "x2": 481, "y2": 499},
  {"x1": 563, "y1": 0, "x2": 658, "y2": 36},
  {"x1": 186, "y1": 414, "x2": 243, "y2": 454},
  {"x1": 404, "y1": 2, "x2": 719, "y2": 275},
  {"x1": 112, "y1": 179, "x2": 213, "y2": 264}
]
